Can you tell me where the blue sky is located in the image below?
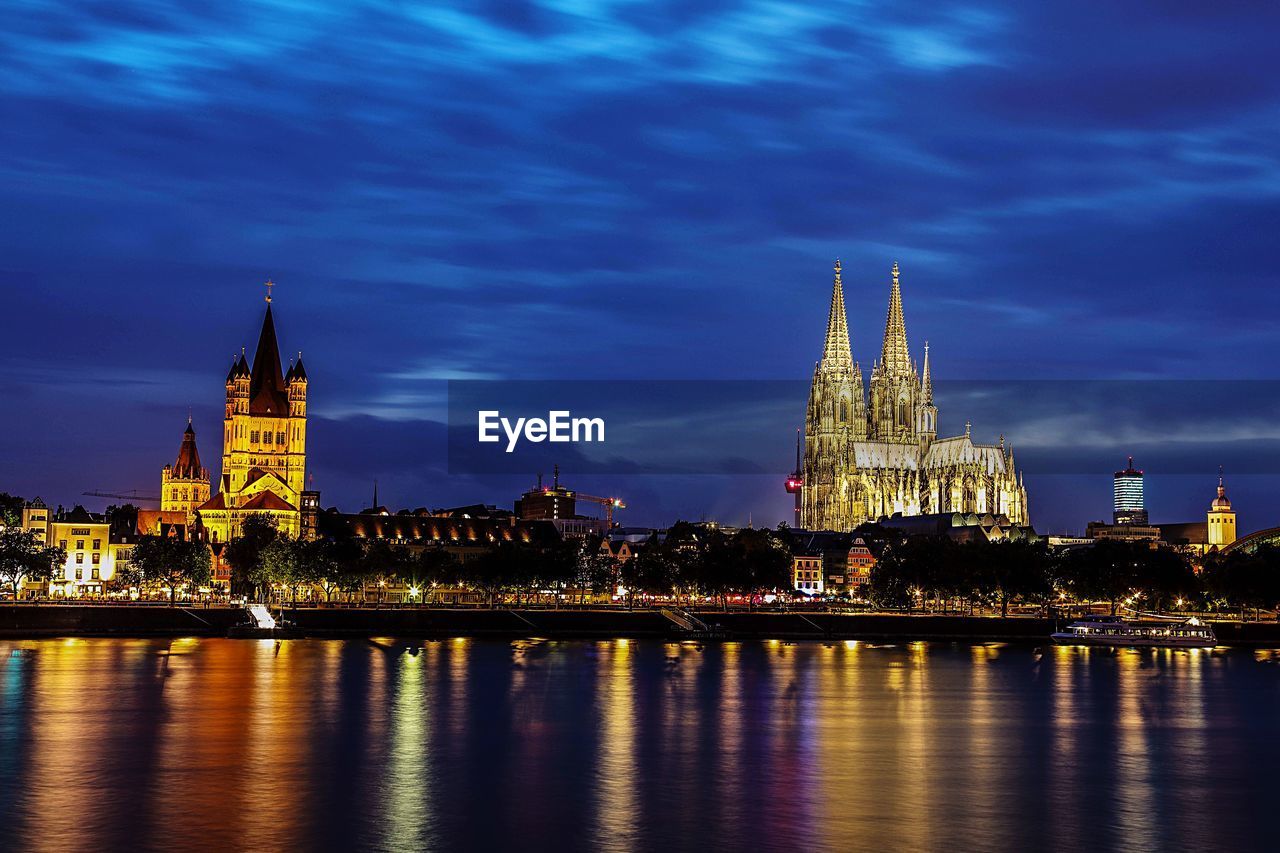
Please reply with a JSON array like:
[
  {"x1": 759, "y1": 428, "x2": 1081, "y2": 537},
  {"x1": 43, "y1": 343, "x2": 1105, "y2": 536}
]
[{"x1": 2, "y1": 1, "x2": 1278, "y2": 533}]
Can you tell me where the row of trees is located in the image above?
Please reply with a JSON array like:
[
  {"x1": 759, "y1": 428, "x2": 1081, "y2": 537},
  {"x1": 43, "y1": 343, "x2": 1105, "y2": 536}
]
[
  {"x1": 869, "y1": 536, "x2": 1280, "y2": 616},
  {"x1": 217, "y1": 517, "x2": 794, "y2": 609}
]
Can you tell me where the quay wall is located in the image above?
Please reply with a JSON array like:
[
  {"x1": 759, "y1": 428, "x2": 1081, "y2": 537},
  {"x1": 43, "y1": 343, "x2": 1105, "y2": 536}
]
[{"x1": 4, "y1": 605, "x2": 1280, "y2": 646}]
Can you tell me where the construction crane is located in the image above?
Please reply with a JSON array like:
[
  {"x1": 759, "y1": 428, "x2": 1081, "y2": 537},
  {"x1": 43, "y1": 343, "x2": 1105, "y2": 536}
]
[
  {"x1": 570, "y1": 491, "x2": 626, "y2": 528},
  {"x1": 83, "y1": 489, "x2": 161, "y2": 504},
  {"x1": 538, "y1": 464, "x2": 625, "y2": 528}
]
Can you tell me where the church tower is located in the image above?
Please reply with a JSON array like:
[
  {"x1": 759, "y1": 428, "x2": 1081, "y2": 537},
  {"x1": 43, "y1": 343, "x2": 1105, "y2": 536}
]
[
  {"x1": 198, "y1": 282, "x2": 308, "y2": 541},
  {"x1": 1207, "y1": 468, "x2": 1236, "y2": 550},
  {"x1": 161, "y1": 417, "x2": 210, "y2": 521},
  {"x1": 869, "y1": 263, "x2": 922, "y2": 443},
  {"x1": 802, "y1": 260, "x2": 866, "y2": 530}
]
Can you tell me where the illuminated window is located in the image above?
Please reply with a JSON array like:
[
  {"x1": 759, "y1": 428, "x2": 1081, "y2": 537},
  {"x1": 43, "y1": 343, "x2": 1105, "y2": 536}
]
[
  {"x1": 76, "y1": 553, "x2": 84, "y2": 563},
  {"x1": 75, "y1": 568, "x2": 83, "y2": 580},
  {"x1": 92, "y1": 554, "x2": 100, "y2": 565},
  {"x1": 92, "y1": 568, "x2": 100, "y2": 580}
]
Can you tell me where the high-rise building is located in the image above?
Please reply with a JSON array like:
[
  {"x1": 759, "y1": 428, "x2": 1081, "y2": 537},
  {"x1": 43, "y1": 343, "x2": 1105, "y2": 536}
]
[
  {"x1": 1113, "y1": 456, "x2": 1147, "y2": 525},
  {"x1": 800, "y1": 260, "x2": 1028, "y2": 531},
  {"x1": 195, "y1": 283, "x2": 308, "y2": 542}
]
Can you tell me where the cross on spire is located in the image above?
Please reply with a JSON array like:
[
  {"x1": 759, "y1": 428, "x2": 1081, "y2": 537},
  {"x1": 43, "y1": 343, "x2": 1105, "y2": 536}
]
[{"x1": 265, "y1": 279, "x2": 274, "y2": 304}]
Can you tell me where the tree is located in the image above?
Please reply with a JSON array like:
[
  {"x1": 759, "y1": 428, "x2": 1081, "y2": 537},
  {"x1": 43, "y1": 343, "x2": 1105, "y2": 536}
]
[
  {"x1": 963, "y1": 538, "x2": 1054, "y2": 617},
  {"x1": 470, "y1": 541, "x2": 527, "y2": 607},
  {"x1": 575, "y1": 539, "x2": 619, "y2": 604},
  {"x1": 622, "y1": 542, "x2": 676, "y2": 609},
  {"x1": 418, "y1": 547, "x2": 462, "y2": 602},
  {"x1": 361, "y1": 541, "x2": 414, "y2": 602},
  {"x1": 128, "y1": 536, "x2": 212, "y2": 604},
  {"x1": 260, "y1": 537, "x2": 320, "y2": 604},
  {"x1": 223, "y1": 514, "x2": 278, "y2": 599},
  {"x1": 0, "y1": 493, "x2": 27, "y2": 528},
  {"x1": 1202, "y1": 546, "x2": 1280, "y2": 618},
  {"x1": 1057, "y1": 540, "x2": 1150, "y2": 615},
  {"x1": 0, "y1": 527, "x2": 65, "y2": 598},
  {"x1": 736, "y1": 528, "x2": 792, "y2": 609},
  {"x1": 870, "y1": 536, "x2": 956, "y2": 611}
]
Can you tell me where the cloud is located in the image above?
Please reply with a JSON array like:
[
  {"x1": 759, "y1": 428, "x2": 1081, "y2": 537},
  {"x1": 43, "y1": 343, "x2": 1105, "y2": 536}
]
[{"x1": 2, "y1": 0, "x2": 1279, "y2": 532}]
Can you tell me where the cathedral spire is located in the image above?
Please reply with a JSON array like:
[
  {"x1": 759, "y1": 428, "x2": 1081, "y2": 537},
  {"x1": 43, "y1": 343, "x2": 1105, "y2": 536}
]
[
  {"x1": 880, "y1": 261, "x2": 911, "y2": 376},
  {"x1": 820, "y1": 259, "x2": 853, "y2": 369},
  {"x1": 922, "y1": 340, "x2": 933, "y2": 403}
]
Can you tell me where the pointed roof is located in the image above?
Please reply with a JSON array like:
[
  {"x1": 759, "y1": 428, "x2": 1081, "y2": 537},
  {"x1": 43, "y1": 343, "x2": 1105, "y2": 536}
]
[
  {"x1": 241, "y1": 491, "x2": 297, "y2": 512},
  {"x1": 922, "y1": 341, "x2": 933, "y2": 403},
  {"x1": 171, "y1": 418, "x2": 206, "y2": 479},
  {"x1": 195, "y1": 493, "x2": 226, "y2": 512},
  {"x1": 819, "y1": 259, "x2": 853, "y2": 370},
  {"x1": 291, "y1": 354, "x2": 307, "y2": 381},
  {"x1": 249, "y1": 304, "x2": 290, "y2": 415},
  {"x1": 880, "y1": 262, "x2": 912, "y2": 376},
  {"x1": 227, "y1": 351, "x2": 250, "y2": 382},
  {"x1": 1211, "y1": 467, "x2": 1232, "y2": 511}
]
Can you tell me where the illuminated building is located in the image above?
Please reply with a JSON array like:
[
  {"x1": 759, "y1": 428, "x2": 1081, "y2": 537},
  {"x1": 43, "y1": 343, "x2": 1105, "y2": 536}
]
[
  {"x1": 792, "y1": 553, "x2": 824, "y2": 594},
  {"x1": 1113, "y1": 456, "x2": 1147, "y2": 525},
  {"x1": 1207, "y1": 470, "x2": 1236, "y2": 549},
  {"x1": 785, "y1": 530, "x2": 878, "y2": 593},
  {"x1": 160, "y1": 417, "x2": 210, "y2": 522},
  {"x1": 513, "y1": 467, "x2": 620, "y2": 539},
  {"x1": 1156, "y1": 469, "x2": 1237, "y2": 555},
  {"x1": 195, "y1": 283, "x2": 308, "y2": 542},
  {"x1": 800, "y1": 261, "x2": 1028, "y2": 531},
  {"x1": 21, "y1": 502, "x2": 127, "y2": 596}
]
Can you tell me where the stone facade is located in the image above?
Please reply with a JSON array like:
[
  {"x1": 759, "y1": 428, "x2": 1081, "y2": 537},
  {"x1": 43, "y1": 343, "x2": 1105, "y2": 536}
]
[
  {"x1": 195, "y1": 288, "x2": 308, "y2": 542},
  {"x1": 802, "y1": 261, "x2": 1029, "y2": 531}
]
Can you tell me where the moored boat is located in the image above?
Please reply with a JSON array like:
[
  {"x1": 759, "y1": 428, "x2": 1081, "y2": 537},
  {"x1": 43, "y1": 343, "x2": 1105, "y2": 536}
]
[{"x1": 1051, "y1": 614, "x2": 1216, "y2": 648}]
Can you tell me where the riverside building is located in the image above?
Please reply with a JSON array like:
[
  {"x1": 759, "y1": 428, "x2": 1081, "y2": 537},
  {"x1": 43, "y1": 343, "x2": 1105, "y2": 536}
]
[{"x1": 801, "y1": 261, "x2": 1029, "y2": 531}]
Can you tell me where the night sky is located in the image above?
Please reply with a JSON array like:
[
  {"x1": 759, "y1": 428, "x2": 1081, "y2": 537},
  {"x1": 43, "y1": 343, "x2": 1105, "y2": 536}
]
[{"x1": 2, "y1": 2, "x2": 1278, "y2": 534}]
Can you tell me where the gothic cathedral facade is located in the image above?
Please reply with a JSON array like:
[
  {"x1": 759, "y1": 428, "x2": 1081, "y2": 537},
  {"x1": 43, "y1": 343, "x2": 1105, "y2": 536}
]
[{"x1": 802, "y1": 261, "x2": 1028, "y2": 531}]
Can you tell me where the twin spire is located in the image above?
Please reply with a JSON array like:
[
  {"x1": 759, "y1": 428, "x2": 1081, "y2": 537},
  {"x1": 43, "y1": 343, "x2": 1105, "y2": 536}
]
[
  {"x1": 820, "y1": 259, "x2": 853, "y2": 369},
  {"x1": 879, "y1": 261, "x2": 911, "y2": 376},
  {"x1": 819, "y1": 259, "x2": 915, "y2": 378}
]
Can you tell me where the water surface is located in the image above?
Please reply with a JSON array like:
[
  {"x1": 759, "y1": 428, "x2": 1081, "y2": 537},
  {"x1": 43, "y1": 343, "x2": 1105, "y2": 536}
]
[{"x1": 1, "y1": 638, "x2": 1276, "y2": 852}]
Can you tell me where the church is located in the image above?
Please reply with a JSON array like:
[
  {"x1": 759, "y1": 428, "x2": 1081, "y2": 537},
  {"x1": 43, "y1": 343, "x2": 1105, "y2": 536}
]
[
  {"x1": 161, "y1": 284, "x2": 309, "y2": 543},
  {"x1": 802, "y1": 261, "x2": 1029, "y2": 531}
]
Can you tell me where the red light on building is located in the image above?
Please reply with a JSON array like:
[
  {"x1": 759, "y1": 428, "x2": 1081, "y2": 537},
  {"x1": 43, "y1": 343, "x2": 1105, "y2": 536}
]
[{"x1": 784, "y1": 477, "x2": 803, "y2": 494}]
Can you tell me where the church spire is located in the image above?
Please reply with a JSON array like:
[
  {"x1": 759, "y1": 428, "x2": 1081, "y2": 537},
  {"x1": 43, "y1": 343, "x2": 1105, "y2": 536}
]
[
  {"x1": 820, "y1": 259, "x2": 853, "y2": 369},
  {"x1": 922, "y1": 340, "x2": 933, "y2": 403},
  {"x1": 880, "y1": 261, "x2": 911, "y2": 376},
  {"x1": 248, "y1": 290, "x2": 289, "y2": 416}
]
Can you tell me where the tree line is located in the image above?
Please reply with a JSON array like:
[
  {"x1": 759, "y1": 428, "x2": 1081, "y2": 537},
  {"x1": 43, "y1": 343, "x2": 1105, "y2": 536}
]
[{"x1": 868, "y1": 536, "x2": 1280, "y2": 616}]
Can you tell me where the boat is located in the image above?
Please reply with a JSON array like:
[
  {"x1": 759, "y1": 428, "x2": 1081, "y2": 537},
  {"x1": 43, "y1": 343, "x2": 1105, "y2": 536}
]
[{"x1": 1051, "y1": 614, "x2": 1216, "y2": 648}]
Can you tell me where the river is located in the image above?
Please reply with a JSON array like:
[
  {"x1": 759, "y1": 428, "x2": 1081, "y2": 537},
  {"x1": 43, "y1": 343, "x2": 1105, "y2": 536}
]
[{"x1": 1, "y1": 638, "x2": 1276, "y2": 852}]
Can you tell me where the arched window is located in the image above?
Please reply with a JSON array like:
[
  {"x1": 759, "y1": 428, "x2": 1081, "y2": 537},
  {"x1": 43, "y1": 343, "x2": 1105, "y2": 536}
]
[{"x1": 840, "y1": 400, "x2": 849, "y2": 423}]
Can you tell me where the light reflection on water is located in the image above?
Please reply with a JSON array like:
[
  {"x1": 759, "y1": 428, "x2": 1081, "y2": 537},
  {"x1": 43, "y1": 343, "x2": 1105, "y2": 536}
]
[{"x1": 0, "y1": 638, "x2": 1275, "y2": 852}]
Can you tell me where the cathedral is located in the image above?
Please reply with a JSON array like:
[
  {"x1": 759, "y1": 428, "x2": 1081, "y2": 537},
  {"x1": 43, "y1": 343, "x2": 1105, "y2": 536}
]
[
  {"x1": 163, "y1": 285, "x2": 309, "y2": 543},
  {"x1": 802, "y1": 261, "x2": 1028, "y2": 531}
]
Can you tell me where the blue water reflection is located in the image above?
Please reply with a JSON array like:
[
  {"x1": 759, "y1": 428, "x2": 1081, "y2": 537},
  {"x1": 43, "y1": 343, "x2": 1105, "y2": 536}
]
[{"x1": 0, "y1": 639, "x2": 1275, "y2": 852}]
